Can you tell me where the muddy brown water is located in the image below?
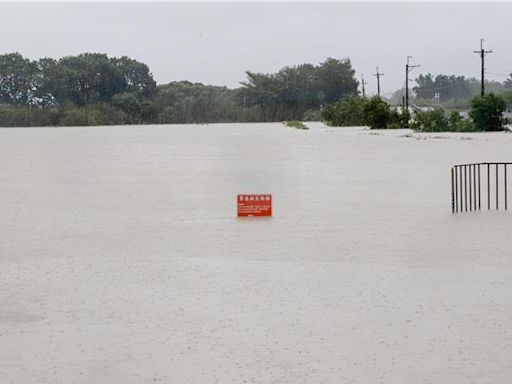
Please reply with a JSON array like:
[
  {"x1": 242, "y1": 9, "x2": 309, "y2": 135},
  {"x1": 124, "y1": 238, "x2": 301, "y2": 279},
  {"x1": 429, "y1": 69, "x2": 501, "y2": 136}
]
[{"x1": 1, "y1": 123, "x2": 511, "y2": 383}]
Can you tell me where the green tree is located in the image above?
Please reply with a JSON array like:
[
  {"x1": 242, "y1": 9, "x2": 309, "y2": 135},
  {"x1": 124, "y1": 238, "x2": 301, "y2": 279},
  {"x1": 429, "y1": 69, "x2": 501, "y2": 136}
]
[
  {"x1": 44, "y1": 53, "x2": 156, "y2": 106},
  {"x1": 411, "y1": 108, "x2": 448, "y2": 132},
  {"x1": 469, "y1": 93, "x2": 507, "y2": 131},
  {"x1": 413, "y1": 73, "x2": 436, "y2": 99},
  {"x1": 501, "y1": 91, "x2": 512, "y2": 110},
  {"x1": 155, "y1": 81, "x2": 238, "y2": 123},
  {"x1": 362, "y1": 97, "x2": 393, "y2": 129},
  {"x1": 275, "y1": 63, "x2": 319, "y2": 119},
  {"x1": 240, "y1": 71, "x2": 282, "y2": 121},
  {"x1": 34, "y1": 58, "x2": 58, "y2": 108},
  {"x1": 504, "y1": 73, "x2": 512, "y2": 89},
  {"x1": 410, "y1": 108, "x2": 476, "y2": 132},
  {"x1": 0, "y1": 53, "x2": 39, "y2": 106},
  {"x1": 239, "y1": 58, "x2": 359, "y2": 121},
  {"x1": 413, "y1": 73, "x2": 476, "y2": 101},
  {"x1": 139, "y1": 100, "x2": 159, "y2": 123},
  {"x1": 316, "y1": 58, "x2": 359, "y2": 104},
  {"x1": 321, "y1": 95, "x2": 365, "y2": 126},
  {"x1": 113, "y1": 56, "x2": 156, "y2": 98},
  {"x1": 111, "y1": 92, "x2": 141, "y2": 122},
  {"x1": 49, "y1": 53, "x2": 118, "y2": 106}
]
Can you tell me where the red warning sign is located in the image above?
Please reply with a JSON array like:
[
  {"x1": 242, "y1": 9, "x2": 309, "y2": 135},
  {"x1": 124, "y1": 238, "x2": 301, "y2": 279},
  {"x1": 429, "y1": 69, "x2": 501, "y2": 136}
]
[{"x1": 237, "y1": 194, "x2": 272, "y2": 217}]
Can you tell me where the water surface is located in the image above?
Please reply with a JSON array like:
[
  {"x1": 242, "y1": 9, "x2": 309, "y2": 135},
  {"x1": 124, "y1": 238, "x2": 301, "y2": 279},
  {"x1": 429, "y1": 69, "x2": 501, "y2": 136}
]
[{"x1": 1, "y1": 123, "x2": 511, "y2": 383}]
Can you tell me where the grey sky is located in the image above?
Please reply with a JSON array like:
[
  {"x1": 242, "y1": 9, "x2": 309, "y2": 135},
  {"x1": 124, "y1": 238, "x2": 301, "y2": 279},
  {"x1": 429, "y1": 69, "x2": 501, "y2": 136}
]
[{"x1": 1, "y1": 2, "x2": 511, "y2": 96}]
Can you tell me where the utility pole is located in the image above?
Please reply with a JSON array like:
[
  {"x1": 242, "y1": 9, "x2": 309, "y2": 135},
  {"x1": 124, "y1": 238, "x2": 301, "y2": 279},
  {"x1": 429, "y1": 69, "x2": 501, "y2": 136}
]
[
  {"x1": 473, "y1": 38, "x2": 492, "y2": 96},
  {"x1": 405, "y1": 56, "x2": 420, "y2": 113},
  {"x1": 373, "y1": 67, "x2": 384, "y2": 98},
  {"x1": 361, "y1": 75, "x2": 367, "y2": 98}
]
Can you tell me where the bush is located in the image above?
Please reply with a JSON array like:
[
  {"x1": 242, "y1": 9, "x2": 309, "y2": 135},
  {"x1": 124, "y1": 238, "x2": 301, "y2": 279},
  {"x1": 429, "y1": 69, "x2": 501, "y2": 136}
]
[
  {"x1": 362, "y1": 97, "x2": 393, "y2": 129},
  {"x1": 386, "y1": 108, "x2": 410, "y2": 129},
  {"x1": 322, "y1": 96, "x2": 410, "y2": 129},
  {"x1": 302, "y1": 109, "x2": 322, "y2": 121},
  {"x1": 411, "y1": 108, "x2": 448, "y2": 132},
  {"x1": 285, "y1": 120, "x2": 309, "y2": 130},
  {"x1": 0, "y1": 104, "x2": 61, "y2": 127},
  {"x1": 502, "y1": 91, "x2": 512, "y2": 111},
  {"x1": 58, "y1": 106, "x2": 91, "y2": 126},
  {"x1": 0, "y1": 104, "x2": 29, "y2": 127},
  {"x1": 54, "y1": 103, "x2": 130, "y2": 126},
  {"x1": 321, "y1": 95, "x2": 365, "y2": 126},
  {"x1": 411, "y1": 108, "x2": 477, "y2": 132},
  {"x1": 398, "y1": 109, "x2": 411, "y2": 128},
  {"x1": 448, "y1": 110, "x2": 478, "y2": 132},
  {"x1": 469, "y1": 93, "x2": 507, "y2": 131},
  {"x1": 0, "y1": 100, "x2": 146, "y2": 127}
]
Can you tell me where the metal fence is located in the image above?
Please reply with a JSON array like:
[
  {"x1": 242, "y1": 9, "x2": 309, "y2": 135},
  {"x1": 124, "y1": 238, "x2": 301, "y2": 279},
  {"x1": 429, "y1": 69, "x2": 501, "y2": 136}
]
[{"x1": 451, "y1": 163, "x2": 511, "y2": 213}]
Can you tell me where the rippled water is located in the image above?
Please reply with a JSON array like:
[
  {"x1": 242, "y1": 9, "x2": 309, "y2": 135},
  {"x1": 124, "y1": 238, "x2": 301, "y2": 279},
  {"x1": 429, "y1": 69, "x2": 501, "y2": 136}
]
[{"x1": 1, "y1": 123, "x2": 511, "y2": 383}]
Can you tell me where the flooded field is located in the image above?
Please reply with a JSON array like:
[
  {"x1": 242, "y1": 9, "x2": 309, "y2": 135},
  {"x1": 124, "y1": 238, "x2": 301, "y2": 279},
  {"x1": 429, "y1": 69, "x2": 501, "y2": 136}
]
[{"x1": 1, "y1": 123, "x2": 512, "y2": 383}]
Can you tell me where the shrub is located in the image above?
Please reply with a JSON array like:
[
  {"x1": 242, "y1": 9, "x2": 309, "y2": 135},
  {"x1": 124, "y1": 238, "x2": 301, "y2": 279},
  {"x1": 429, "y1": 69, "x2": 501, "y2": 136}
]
[
  {"x1": 0, "y1": 105, "x2": 61, "y2": 127},
  {"x1": 448, "y1": 110, "x2": 477, "y2": 132},
  {"x1": 322, "y1": 96, "x2": 412, "y2": 129},
  {"x1": 502, "y1": 91, "x2": 512, "y2": 111},
  {"x1": 362, "y1": 97, "x2": 393, "y2": 129},
  {"x1": 321, "y1": 95, "x2": 365, "y2": 126},
  {"x1": 411, "y1": 108, "x2": 448, "y2": 132},
  {"x1": 411, "y1": 108, "x2": 477, "y2": 132},
  {"x1": 388, "y1": 108, "x2": 409, "y2": 129},
  {"x1": 55, "y1": 103, "x2": 129, "y2": 126},
  {"x1": 58, "y1": 107, "x2": 90, "y2": 126},
  {"x1": 469, "y1": 93, "x2": 507, "y2": 131},
  {"x1": 302, "y1": 109, "x2": 322, "y2": 122},
  {"x1": 0, "y1": 104, "x2": 28, "y2": 127},
  {"x1": 285, "y1": 120, "x2": 309, "y2": 130}
]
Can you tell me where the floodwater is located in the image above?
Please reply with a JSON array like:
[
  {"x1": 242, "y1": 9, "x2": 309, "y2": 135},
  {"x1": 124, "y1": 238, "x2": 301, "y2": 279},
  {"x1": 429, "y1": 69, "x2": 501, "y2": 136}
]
[{"x1": 1, "y1": 123, "x2": 511, "y2": 383}]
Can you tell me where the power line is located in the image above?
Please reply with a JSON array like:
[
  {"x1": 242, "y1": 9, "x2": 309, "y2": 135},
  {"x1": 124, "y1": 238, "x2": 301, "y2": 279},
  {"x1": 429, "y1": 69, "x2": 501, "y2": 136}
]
[
  {"x1": 473, "y1": 38, "x2": 492, "y2": 96},
  {"x1": 361, "y1": 74, "x2": 367, "y2": 98},
  {"x1": 394, "y1": 84, "x2": 405, "y2": 108},
  {"x1": 373, "y1": 66, "x2": 384, "y2": 98},
  {"x1": 405, "y1": 56, "x2": 420, "y2": 115}
]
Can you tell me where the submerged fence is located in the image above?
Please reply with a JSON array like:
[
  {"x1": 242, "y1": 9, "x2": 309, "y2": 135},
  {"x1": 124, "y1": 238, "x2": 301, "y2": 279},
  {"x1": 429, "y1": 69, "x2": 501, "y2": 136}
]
[{"x1": 451, "y1": 163, "x2": 511, "y2": 213}]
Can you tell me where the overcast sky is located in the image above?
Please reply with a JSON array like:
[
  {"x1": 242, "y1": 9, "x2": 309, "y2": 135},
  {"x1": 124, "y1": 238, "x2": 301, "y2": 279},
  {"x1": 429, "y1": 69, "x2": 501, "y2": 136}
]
[{"x1": 1, "y1": 2, "x2": 511, "y2": 96}]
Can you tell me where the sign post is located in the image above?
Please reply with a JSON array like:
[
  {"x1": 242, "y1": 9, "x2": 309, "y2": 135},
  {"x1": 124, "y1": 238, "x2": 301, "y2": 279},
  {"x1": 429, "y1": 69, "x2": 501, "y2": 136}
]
[{"x1": 237, "y1": 194, "x2": 272, "y2": 217}]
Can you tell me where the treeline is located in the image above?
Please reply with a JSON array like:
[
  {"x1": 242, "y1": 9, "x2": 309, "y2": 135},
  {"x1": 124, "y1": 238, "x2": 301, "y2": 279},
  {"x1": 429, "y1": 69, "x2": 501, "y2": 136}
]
[
  {"x1": 0, "y1": 53, "x2": 156, "y2": 107},
  {"x1": 239, "y1": 58, "x2": 358, "y2": 121},
  {"x1": 415, "y1": 74, "x2": 479, "y2": 100},
  {"x1": 2, "y1": 51, "x2": 510, "y2": 128},
  {"x1": 0, "y1": 52, "x2": 158, "y2": 126},
  {"x1": 0, "y1": 53, "x2": 358, "y2": 126},
  {"x1": 387, "y1": 72, "x2": 512, "y2": 110}
]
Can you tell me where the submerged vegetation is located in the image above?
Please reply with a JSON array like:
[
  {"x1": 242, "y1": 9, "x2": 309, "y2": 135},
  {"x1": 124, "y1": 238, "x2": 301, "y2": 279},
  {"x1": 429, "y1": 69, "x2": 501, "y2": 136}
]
[
  {"x1": 411, "y1": 94, "x2": 507, "y2": 132},
  {"x1": 322, "y1": 96, "x2": 406, "y2": 129},
  {"x1": 323, "y1": 92, "x2": 508, "y2": 132},
  {"x1": 411, "y1": 109, "x2": 477, "y2": 132},
  {"x1": 469, "y1": 93, "x2": 508, "y2": 131},
  {"x1": 285, "y1": 120, "x2": 309, "y2": 130}
]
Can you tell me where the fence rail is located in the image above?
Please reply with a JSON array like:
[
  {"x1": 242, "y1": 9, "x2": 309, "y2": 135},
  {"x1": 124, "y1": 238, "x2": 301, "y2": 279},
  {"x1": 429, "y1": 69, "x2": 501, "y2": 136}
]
[{"x1": 451, "y1": 163, "x2": 510, "y2": 213}]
